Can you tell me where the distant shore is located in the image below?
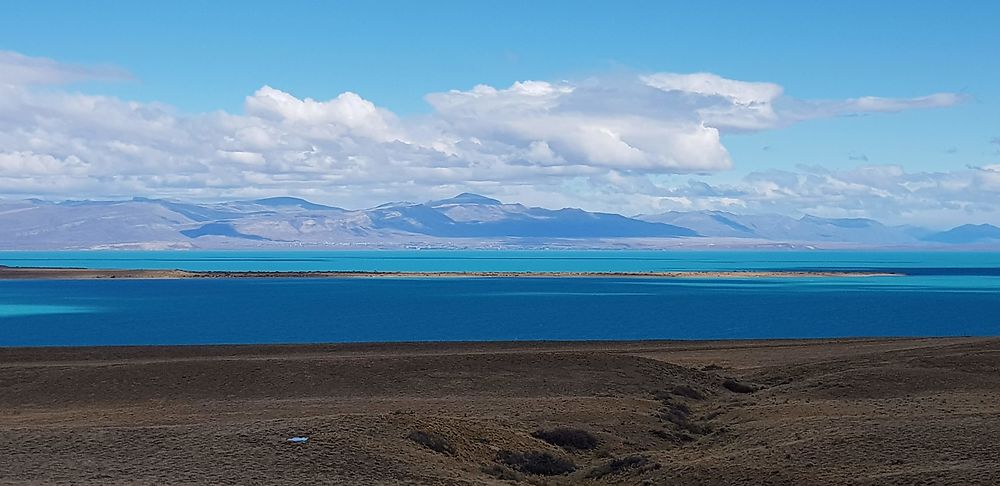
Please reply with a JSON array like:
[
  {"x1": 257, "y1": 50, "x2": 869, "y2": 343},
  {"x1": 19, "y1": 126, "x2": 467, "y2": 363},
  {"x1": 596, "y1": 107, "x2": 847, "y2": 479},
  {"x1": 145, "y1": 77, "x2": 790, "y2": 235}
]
[{"x1": 0, "y1": 265, "x2": 902, "y2": 280}]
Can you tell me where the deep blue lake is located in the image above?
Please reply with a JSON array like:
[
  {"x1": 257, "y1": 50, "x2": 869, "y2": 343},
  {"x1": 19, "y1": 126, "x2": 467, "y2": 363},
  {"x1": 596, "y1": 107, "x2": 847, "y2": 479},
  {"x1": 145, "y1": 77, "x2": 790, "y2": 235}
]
[{"x1": 1, "y1": 251, "x2": 998, "y2": 346}]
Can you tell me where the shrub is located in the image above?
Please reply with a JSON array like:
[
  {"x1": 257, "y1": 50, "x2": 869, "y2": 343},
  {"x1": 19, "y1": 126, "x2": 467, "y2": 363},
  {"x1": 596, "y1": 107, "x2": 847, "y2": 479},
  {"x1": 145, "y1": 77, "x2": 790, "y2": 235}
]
[
  {"x1": 407, "y1": 430, "x2": 455, "y2": 455},
  {"x1": 532, "y1": 427, "x2": 599, "y2": 451},
  {"x1": 481, "y1": 464, "x2": 524, "y2": 481},
  {"x1": 586, "y1": 455, "x2": 652, "y2": 478},
  {"x1": 658, "y1": 401, "x2": 710, "y2": 435},
  {"x1": 497, "y1": 450, "x2": 576, "y2": 476},
  {"x1": 722, "y1": 379, "x2": 755, "y2": 394},
  {"x1": 671, "y1": 384, "x2": 705, "y2": 400}
]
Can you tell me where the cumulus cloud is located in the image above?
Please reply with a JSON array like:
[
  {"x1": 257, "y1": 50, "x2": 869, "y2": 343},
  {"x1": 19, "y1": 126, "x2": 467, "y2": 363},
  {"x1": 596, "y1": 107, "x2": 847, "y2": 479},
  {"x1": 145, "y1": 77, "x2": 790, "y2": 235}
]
[
  {"x1": 0, "y1": 51, "x2": 973, "y2": 219},
  {"x1": 425, "y1": 78, "x2": 732, "y2": 171}
]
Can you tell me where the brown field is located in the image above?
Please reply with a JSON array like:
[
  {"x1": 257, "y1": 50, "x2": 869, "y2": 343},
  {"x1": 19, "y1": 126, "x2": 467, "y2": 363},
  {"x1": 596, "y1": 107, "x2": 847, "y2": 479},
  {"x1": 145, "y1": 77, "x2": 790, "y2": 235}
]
[{"x1": 1, "y1": 337, "x2": 998, "y2": 485}]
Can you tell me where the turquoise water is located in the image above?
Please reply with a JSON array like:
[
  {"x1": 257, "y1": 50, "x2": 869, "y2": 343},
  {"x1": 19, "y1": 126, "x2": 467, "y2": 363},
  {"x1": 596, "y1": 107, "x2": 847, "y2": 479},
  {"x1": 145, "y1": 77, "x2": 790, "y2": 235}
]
[
  {"x1": 0, "y1": 304, "x2": 96, "y2": 318},
  {"x1": 1, "y1": 250, "x2": 998, "y2": 272},
  {"x1": 0, "y1": 251, "x2": 998, "y2": 346}
]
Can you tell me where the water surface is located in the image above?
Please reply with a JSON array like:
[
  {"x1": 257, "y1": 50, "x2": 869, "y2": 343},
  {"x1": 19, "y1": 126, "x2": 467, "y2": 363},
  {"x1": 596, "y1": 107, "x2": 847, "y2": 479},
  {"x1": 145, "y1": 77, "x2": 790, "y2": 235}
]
[{"x1": 1, "y1": 251, "x2": 997, "y2": 346}]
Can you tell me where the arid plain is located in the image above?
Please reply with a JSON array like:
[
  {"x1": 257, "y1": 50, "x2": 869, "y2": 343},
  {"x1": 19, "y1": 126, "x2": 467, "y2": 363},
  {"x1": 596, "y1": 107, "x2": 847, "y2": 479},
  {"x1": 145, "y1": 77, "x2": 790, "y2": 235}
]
[{"x1": 1, "y1": 337, "x2": 997, "y2": 485}]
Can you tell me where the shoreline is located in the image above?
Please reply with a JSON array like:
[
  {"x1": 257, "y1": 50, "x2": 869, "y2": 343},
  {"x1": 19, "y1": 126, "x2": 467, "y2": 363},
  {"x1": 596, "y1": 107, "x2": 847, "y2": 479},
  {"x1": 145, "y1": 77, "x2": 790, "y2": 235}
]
[
  {"x1": 0, "y1": 336, "x2": 981, "y2": 359},
  {"x1": 0, "y1": 265, "x2": 903, "y2": 280}
]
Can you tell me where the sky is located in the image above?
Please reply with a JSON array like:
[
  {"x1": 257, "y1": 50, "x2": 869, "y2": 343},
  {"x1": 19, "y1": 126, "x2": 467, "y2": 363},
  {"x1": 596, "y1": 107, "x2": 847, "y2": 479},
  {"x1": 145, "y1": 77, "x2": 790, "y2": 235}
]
[{"x1": 1, "y1": 1, "x2": 999, "y2": 227}]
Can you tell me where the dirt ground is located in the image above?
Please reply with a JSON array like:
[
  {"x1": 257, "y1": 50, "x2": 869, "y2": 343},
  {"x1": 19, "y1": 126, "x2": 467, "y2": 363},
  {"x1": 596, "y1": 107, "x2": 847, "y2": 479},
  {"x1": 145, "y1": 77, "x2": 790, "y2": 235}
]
[{"x1": 1, "y1": 337, "x2": 998, "y2": 485}]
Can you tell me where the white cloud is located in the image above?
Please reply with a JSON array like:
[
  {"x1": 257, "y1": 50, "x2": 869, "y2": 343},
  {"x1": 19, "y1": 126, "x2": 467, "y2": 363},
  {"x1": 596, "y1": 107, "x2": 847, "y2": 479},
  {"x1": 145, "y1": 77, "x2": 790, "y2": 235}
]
[
  {"x1": 641, "y1": 72, "x2": 784, "y2": 131},
  {"x1": 424, "y1": 78, "x2": 732, "y2": 171},
  {"x1": 0, "y1": 151, "x2": 90, "y2": 175},
  {"x1": 640, "y1": 164, "x2": 1000, "y2": 227},
  {"x1": 778, "y1": 93, "x2": 966, "y2": 125},
  {"x1": 0, "y1": 50, "x2": 130, "y2": 85},
  {"x1": 640, "y1": 72, "x2": 964, "y2": 132},
  {"x1": 244, "y1": 86, "x2": 400, "y2": 141},
  {"x1": 0, "y1": 51, "x2": 975, "y2": 222},
  {"x1": 641, "y1": 72, "x2": 784, "y2": 105}
]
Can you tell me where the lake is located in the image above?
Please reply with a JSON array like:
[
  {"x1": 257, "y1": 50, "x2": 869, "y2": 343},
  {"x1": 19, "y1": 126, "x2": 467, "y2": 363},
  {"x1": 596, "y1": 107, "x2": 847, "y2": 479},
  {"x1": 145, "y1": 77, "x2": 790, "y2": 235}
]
[{"x1": 1, "y1": 250, "x2": 998, "y2": 346}]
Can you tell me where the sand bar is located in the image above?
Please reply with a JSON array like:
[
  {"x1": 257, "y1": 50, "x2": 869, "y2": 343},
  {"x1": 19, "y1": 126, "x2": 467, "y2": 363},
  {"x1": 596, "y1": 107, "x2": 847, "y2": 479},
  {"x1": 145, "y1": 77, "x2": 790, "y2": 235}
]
[{"x1": 0, "y1": 265, "x2": 902, "y2": 280}]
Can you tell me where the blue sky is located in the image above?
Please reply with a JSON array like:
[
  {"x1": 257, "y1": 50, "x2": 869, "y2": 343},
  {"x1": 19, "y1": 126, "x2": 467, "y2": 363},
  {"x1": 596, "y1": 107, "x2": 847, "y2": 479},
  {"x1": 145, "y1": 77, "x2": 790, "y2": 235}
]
[{"x1": 1, "y1": 1, "x2": 999, "y2": 225}]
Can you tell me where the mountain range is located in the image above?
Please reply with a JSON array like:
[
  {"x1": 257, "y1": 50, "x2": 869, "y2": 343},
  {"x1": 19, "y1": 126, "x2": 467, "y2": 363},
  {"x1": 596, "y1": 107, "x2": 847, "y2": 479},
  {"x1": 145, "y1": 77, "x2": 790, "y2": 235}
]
[{"x1": 1, "y1": 194, "x2": 998, "y2": 250}]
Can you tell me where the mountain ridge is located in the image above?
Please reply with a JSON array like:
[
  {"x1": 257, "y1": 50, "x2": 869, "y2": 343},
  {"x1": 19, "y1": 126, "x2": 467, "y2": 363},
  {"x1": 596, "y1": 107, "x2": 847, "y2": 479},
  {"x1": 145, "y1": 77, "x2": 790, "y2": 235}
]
[{"x1": 0, "y1": 194, "x2": 996, "y2": 249}]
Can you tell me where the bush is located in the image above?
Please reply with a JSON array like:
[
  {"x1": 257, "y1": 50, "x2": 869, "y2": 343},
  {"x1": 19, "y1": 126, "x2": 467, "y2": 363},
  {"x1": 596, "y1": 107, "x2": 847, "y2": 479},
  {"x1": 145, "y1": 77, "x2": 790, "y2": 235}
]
[
  {"x1": 407, "y1": 430, "x2": 455, "y2": 455},
  {"x1": 586, "y1": 455, "x2": 652, "y2": 478},
  {"x1": 497, "y1": 450, "x2": 576, "y2": 476},
  {"x1": 481, "y1": 464, "x2": 524, "y2": 481},
  {"x1": 671, "y1": 384, "x2": 705, "y2": 400},
  {"x1": 658, "y1": 401, "x2": 711, "y2": 435},
  {"x1": 532, "y1": 427, "x2": 599, "y2": 451},
  {"x1": 722, "y1": 379, "x2": 755, "y2": 394}
]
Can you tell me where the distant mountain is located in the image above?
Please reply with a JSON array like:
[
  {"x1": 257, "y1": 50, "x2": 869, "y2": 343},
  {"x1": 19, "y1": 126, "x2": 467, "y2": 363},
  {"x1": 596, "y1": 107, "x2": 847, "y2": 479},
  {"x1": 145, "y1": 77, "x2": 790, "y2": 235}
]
[
  {"x1": 1, "y1": 194, "x2": 996, "y2": 249},
  {"x1": 358, "y1": 194, "x2": 697, "y2": 238},
  {"x1": 637, "y1": 211, "x2": 757, "y2": 238},
  {"x1": 180, "y1": 222, "x2": 270, "y2": 241},
  {"x1": 922, "y1": 224, "x2": 1000, "y2": 244},
  {"x1": 238, "y1": 197, "x2": 342, "y2": 211},
  {"x1": 0, "y1": 194, "x2": 692, "y2": 249},
  {"x1": 428, "y1": 192, "x2": 502, "y2": 207},
  {"x1": 0, "y1": 198, "x2": 198, "y2": 249},
  {"x1": 638, "y1": 210, "x2": 920, "y2": 245},
  {"x1": 418, "y1": 194, "x2": 697, "y2": 238}
]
